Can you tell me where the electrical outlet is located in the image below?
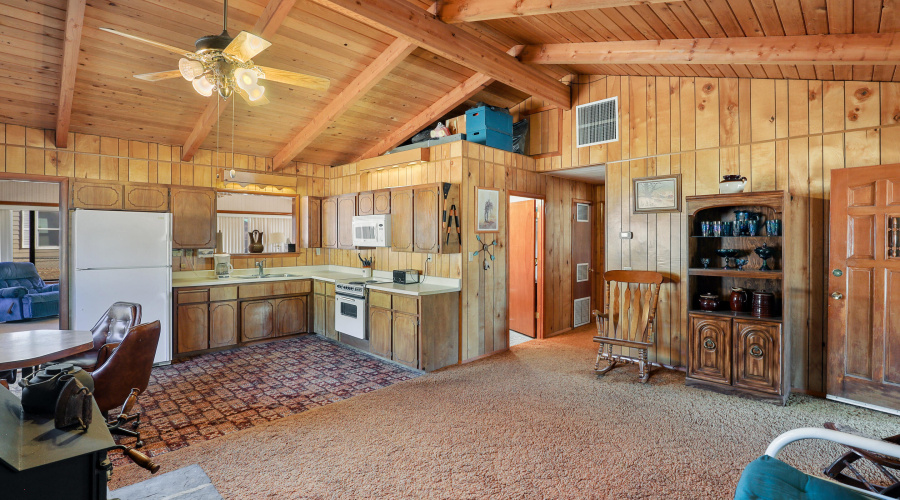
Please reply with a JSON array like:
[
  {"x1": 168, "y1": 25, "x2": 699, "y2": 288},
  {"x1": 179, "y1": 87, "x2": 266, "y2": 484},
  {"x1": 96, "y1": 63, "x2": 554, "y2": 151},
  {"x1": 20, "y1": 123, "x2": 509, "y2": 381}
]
[
  {"x1": 315, "y1": 248, "x2": 321, "y2": 256},
  {"x1": 620, "y1": 232, "x2": 633, "y2": 239},
  {"x1": 468, "y1": 252, "x2": 475, "y2": 262},
  {"x1": 623, "y1": 266, "x2": 632, "y2": 270}
]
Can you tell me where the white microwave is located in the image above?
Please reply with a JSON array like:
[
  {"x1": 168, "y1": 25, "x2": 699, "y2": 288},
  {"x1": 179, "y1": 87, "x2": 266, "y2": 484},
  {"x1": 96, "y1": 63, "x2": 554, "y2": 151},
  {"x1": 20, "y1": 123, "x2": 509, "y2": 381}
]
[{"x1": 351, "y1": 214, "x2": 392, "y2": 247}]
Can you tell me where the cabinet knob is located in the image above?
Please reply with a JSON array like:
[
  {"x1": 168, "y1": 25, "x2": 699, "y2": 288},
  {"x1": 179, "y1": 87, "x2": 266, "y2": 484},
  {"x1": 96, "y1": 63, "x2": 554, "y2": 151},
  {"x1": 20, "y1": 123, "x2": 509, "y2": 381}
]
[
  {"x1": 702, "y1": 337, "x2": 717, "y2": 350},
  {"x1": 749, "y1": 344, "x2": 764, "y2": 359},
  {"x1": 831, "y1": 292, "x2": 843, "y2": 300}
]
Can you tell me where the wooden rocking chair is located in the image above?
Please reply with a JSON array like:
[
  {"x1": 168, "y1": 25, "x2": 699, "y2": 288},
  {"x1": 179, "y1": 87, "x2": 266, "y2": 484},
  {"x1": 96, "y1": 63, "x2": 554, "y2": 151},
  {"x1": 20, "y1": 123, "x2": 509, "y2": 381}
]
[{"x1": 591, "y1": 270, "x2": 664, "y2": 383}]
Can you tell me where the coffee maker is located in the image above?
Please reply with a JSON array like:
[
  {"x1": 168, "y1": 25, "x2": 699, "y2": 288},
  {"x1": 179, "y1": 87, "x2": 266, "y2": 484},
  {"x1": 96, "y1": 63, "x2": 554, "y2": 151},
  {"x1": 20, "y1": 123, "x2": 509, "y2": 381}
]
[{"x1": 214, "y1": 254, "x2": 233, "y2": 278}]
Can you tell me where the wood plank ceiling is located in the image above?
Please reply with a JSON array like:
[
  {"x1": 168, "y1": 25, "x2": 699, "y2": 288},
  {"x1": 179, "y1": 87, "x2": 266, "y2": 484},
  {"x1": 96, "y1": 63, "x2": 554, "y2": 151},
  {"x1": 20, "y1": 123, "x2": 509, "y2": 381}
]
[{"x1": 1, "y1": 0, "x2": 897, "y2": 167}]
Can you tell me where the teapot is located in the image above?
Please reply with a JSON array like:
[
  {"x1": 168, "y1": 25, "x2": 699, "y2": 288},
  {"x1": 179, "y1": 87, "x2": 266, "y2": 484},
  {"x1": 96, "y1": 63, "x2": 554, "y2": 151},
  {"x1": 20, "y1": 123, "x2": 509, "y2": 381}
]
[
  {"x1": 719, "y1": 175, "x2": 747, "y2": 194},
  {"x1": 248, "y1": 230, "x2": 264, "y2": 253}
]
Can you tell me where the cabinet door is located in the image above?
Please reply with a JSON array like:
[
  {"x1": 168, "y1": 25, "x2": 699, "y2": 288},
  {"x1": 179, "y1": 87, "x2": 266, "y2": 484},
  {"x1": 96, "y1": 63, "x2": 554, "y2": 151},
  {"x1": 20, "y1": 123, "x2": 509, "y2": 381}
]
[
  {"x1": 325, "y1": 297, "x2": 337, "y2": 340},
  {"x1": 313, "y1": 293, "x2": 326, "y2": 335},
  {"x1": 413, "y1": 185, "x2": 440, "y2": 253},
  {"x1": 241, "y1": 299, "x2": 275, "y2": 341},
  {"x1": 391, "y1": 188, "x2": 414, "y2": 252},
  {"x1": 369, "y1": 307, "x2": 392, "y2": 358},
  {"x1": 275, "y1": 296, "x2": 308, "y2": 336},
  {"x1": 688, "y1": 315, "x2": 731, "y2": 385},
  {"x1": 176, "y1": 303, "x2": 209, "y2": 353},
  {"x1": 337, "y1": 194, "x2": 357, "y2": 249},
  {"x1": 300, "y1": 196, "x2": 322, "y2": 248},
  {"x1": 322, "y1": 196, "x2": 338, "y2": 249},
  {"x1": 733, "y1": 320, "x2": 782, "y2": 395},
  {"x1": 171, "y1": 187, "x2": 216, "y2": 249},
  {"x1": 209, "y1": 301, "x2": 238, "y2": 348},
  {"x1": 358, "y1": 191, "x2": 374, "y2": 215},
  {"x1": 374, "y1": 189, "x2": 391, "y2": 214},
  {"x1": 392, "y1": 312, "x2": 418, "y2": 368},
  {"x1": 72, "y1": 180, "x2": 124, "y2": 210},
  {"x1": 124, "y1": 183, "x2": 169, "y2": 211}
]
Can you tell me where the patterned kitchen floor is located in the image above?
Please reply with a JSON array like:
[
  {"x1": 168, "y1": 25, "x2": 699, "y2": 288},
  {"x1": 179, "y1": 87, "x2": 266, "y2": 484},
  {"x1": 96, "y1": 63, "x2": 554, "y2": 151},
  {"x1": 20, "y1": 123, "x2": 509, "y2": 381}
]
[{"x1": 111, "y1": 335, "x2": 420, "y2": 465}]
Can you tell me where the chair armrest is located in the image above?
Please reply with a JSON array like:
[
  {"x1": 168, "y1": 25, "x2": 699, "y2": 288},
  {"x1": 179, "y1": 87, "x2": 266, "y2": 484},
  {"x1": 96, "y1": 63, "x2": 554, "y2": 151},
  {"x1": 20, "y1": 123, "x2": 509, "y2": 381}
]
[
  {"x1": 21, "y1": 291, "x2": 59, "y2": 304},
  {"x1": 0, "y1": 286, "x2": 27, "y2": 299},
  {"x1": 39, "y1": 284, "x2": 59, "y2": 293},
  {"x1": 94, "y1": 342, "x2": 120, "y2": 369},
  {"x1": 766, "y1": 428, "x2": 900, "y2": 460}
]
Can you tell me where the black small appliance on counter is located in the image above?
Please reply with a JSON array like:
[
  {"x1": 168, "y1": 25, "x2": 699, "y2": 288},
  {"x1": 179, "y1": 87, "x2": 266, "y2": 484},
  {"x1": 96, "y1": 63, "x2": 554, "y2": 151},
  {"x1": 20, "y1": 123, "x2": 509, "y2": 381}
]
[{"x1": 393, "y1": 269, "x2": 420, "y2": 284}]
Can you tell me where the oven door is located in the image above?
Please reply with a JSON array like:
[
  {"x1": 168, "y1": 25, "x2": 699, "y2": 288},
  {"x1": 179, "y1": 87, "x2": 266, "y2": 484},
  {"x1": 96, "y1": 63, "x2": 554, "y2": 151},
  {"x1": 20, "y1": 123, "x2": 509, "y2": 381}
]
[{"x1": 334, "y1": 294, "x2": 366, "y2": 339}]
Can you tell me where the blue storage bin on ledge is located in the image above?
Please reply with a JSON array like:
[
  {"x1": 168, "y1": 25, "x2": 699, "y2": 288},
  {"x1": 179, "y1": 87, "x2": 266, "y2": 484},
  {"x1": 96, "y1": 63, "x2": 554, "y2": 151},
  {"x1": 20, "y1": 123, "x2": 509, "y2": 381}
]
[
  {"x1": 466, "y1": 106, "x2": 513, "y2": 135},
  {"x1": 468, "y1": 129, "x2": 513, "y2": 152}
]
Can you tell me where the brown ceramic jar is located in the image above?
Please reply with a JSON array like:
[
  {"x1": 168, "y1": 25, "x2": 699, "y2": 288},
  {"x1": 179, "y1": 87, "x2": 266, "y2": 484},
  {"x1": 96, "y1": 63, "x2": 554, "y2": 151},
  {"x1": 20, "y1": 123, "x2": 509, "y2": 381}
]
[
  {"x1": 729, "y1": 287, "x2": 748, "y2": 312},
  {"x1": 752, "y1": 291, "x2": 775, "y2": 317}
]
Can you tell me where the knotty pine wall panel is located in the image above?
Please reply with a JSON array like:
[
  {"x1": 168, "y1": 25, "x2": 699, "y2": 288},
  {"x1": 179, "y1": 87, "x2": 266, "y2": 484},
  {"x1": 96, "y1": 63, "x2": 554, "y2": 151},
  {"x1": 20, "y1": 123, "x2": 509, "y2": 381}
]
[
  {"x1": 0, "y1": 123, "x2": 328, "y2": 272},
  {"x1": 327, "y1": 142, "x2": 593, "y2": 361},
  {"x1": 513, "y1": 75, "x2": 900, "y2": 393}
]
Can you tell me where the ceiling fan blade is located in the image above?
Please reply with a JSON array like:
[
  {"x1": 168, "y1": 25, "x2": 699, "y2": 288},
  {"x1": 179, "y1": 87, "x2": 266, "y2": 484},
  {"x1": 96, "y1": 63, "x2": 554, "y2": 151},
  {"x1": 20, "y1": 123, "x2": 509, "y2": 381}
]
[
  {"x1": 256, "y1": 66, "x2": 330, "y2": 92},
  {"x1": 223, "y1": 31, "x2": 271, "y2": 62},
  {"x1": 235, "y1": 87, "x2": 269, "y2": 107},
  {"x1": 99, "y1": 27, "x2": 193, "y2": 56},
  {"x1": 134, "y1": 70, "x2": 183, "y2": 82}
]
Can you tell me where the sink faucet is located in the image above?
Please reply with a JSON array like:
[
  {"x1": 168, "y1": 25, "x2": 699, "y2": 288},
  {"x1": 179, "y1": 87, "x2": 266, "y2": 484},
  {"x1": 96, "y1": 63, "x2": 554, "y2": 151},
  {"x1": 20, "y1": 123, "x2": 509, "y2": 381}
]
[{"x1": 256, "y1": 261, "x2": 265, "y2": 277}]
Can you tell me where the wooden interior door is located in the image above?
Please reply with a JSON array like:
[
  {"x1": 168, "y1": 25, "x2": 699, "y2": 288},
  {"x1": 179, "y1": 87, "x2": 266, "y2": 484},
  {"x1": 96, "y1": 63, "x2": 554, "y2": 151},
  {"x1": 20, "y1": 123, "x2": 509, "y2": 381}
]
[
  {"x1": 828, "y1": 164, "x2": 900, "y2": 409},
  {"x1": 572, "y1": 200, "x2": 593, "y2": 327},
  {"x1": 509, "y1": 199, "x2": 536, "y2": 337}
]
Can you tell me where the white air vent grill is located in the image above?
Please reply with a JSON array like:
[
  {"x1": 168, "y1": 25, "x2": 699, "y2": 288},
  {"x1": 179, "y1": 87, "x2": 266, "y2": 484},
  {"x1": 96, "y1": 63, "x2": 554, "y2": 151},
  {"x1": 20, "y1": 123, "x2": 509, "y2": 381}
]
[
  {"x1": 574, "y1": 297, "x2": 591, "y2": 327},
  {"x1": 576, "y1": 263, "x2": 589, "y2": 282},
  {"x1": 576, "y1": 203, "x2": 590, "y2": 222},
  {"x1": 576, "y1": 96, "x2": 618, "y2": 148}
]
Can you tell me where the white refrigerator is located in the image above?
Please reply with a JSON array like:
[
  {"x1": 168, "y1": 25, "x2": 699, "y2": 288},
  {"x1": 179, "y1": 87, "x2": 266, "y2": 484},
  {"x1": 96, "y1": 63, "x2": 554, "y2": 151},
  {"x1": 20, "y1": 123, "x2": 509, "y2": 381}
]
[{"x1": 70, "y1": 210, "x2": 172, "y2": 365}]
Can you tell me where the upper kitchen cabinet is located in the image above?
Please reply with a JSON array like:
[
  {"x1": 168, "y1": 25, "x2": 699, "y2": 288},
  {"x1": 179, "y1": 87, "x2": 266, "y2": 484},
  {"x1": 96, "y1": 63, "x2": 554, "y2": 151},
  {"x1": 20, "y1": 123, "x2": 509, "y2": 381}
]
[
  {"x1": 391, "y1": 188, "x2": 414, "y2": 253},
  {"x1": 373, "y1": 189, "x2": 391, "y2": 215},
  {"x1": 358, "y1": 191, "x2": 374, "y2": 216},
  {"x1": 337, "y1": 193, "x2": 357, "y2": 249},
  {"x1": 171, "y1": 187, "x2": 216, "y2": 249},
  {"x1": 393, "y1": 183, "x2": 460, "y2": 254},
  {"x1": 322, "y1": 196, "x2": 338, "y2": 249},
  {"x1": 299, "y1": 196, "x2": 322, "y2": 248},
  {"x1": 71, "y1": 180, "x2": 124, "y2": 210},
  {"x1": 124, "y1": 183, "x2": 169, "y2": 211}
]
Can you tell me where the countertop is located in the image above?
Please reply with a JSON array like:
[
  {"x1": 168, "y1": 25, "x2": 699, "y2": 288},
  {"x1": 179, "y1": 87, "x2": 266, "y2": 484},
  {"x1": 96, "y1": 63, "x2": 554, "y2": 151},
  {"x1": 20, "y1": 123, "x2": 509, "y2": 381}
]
[{"x1": 172, "y1": 266, "x2": 461, "y2": 296}]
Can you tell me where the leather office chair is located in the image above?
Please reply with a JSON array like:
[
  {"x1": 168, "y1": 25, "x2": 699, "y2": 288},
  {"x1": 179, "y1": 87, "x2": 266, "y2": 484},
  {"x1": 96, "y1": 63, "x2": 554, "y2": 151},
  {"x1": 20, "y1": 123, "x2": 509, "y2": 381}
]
[
  {"x1": 61, "y1": 302, "x2": 141, "y2": 371},
  {"x1": 91, "y1": 320, "x2": 160, "y2": 447}
]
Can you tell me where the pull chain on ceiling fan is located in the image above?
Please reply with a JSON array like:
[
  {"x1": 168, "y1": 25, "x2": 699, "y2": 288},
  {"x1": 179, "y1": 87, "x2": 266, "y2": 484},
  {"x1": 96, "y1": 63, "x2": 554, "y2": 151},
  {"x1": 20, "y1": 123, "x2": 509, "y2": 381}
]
[{"x1": 100, "y1": 0, "x2": 329, "y2": 106}]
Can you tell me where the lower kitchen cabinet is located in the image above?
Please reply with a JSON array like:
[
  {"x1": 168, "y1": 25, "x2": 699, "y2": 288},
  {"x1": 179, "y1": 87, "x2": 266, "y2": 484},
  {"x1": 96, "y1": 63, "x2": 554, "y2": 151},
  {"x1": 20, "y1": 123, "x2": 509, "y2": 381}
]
[
  {"x1": 275, "y1": 296, "x2": 308, "y2": 337},
  {"x1": 326, "y1": 295, "x2": 336, "y2": 340},
  {"x1": 176, "y1": 303, "x2": 209, "y2": 353},
  {"x1": 392, "y1": 312, "x2": 418, "y2": 368},
  {"x1": 313, "y1": 293, "x2": 326, "y2": 335},
  {"x1": 368, "y1": 306, "x2": 392, "y2": 358},
  {"x1": 241, "y1": 299, "x2": 275, "y2": 342},
  {"x1": 209, "y1": 301, "x2": 238, "y2": 348}
]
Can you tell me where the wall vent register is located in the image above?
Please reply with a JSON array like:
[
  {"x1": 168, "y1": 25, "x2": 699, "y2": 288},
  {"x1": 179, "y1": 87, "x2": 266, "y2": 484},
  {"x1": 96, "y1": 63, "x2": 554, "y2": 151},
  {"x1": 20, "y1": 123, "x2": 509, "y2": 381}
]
[
  {"x1": 574, "y1": 297, "x2": 591, "y2": 327},
  {"x1": 576, "y1": 96, "x2": 618, "y2": 148},
  {"x1": 576, "y1": 203, "x2": 590, "y2": 222}
]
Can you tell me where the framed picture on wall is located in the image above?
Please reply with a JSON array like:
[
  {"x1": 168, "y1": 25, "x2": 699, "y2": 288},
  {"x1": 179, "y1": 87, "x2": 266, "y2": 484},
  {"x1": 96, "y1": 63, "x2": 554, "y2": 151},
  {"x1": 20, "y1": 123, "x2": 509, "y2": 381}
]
[
  {"x1": 633, "y1": 174, "x2": 682, "y2": 213},
  {"x1": 475, "y1": 187, "x2": 500, "y2": 233}
]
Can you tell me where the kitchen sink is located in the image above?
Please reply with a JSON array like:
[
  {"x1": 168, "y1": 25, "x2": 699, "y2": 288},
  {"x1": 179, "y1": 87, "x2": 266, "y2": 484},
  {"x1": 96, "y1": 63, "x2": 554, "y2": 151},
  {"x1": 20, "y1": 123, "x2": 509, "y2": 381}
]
[{"x1": 232, "y1": 273, "x2": 303, "y2": 279}]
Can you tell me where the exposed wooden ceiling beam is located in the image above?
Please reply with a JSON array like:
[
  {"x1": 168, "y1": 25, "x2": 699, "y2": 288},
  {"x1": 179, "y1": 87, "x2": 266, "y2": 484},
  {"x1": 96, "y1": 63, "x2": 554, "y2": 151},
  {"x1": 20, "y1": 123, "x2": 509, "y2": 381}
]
[
  {"x1": 519, "y1": 34, "x2": 900, "y2": 66},
  {"x1": 358, "y1": 46, "x2": 523, "y2": 161},
  {"x1": 439, "y1": 0, "x2": 667, "y2": 23},
  {"x1": 181, "y1": 0, "x2": 297, "y2": 162},
  {"x1": 310, "y1": 0, "x2": 571, "y2": 110},
  {"x1": 55, "y1": 0, "x2": 87, "y2": 149},
  {"x1": 272, "y1": 38, "x2": 416, "y2": 170}
]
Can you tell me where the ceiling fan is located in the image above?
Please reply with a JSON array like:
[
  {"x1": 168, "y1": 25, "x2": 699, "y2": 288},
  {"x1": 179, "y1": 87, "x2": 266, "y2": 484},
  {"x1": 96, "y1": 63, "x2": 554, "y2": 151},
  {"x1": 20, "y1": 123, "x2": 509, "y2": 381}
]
[{"x1": 100, "y1": 0, "x2": 329, "y2": 106}]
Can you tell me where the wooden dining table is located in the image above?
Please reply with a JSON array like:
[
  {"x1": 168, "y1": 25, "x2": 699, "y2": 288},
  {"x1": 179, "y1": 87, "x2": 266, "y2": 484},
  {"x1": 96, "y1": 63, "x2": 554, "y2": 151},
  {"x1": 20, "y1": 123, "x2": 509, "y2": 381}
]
[{"x1": 0, "y1": 330, "x2": 94, "y2": 371}]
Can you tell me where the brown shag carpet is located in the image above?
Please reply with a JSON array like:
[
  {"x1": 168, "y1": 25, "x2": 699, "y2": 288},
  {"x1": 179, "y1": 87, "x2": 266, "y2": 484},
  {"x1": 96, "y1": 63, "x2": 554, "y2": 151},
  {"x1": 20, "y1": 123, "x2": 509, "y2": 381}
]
[{"x1": 110, "y1": 326, "x2": 899, "y2": 499}]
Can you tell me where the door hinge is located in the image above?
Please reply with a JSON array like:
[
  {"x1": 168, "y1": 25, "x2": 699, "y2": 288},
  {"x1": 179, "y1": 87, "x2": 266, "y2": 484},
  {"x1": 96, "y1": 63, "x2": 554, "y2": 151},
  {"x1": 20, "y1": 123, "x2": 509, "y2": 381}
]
[{"x1": 535, "y1": 311, "x2": 540, "y2": 319}]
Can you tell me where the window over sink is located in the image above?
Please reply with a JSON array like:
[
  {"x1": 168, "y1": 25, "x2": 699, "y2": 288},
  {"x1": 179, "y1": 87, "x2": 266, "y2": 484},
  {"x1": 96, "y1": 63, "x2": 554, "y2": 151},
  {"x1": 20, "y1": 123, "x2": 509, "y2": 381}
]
[{"x1": 216, "y1": 192, "x2": 296, "y2": 254}]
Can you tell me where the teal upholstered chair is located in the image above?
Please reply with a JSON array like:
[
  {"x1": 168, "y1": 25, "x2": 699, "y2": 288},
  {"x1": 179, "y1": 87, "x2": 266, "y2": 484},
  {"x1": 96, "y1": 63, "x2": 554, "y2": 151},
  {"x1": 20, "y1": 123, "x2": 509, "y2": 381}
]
[{"x1": 736, "y1": 428, "x2": 900, "y2": 500}]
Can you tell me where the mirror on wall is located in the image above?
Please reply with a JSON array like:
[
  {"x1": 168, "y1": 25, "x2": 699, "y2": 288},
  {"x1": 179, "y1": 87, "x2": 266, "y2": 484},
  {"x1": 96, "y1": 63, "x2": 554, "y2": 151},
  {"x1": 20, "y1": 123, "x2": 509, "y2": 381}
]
[{"x1": 216, "y1": 191, "x2": 295, "y2": 254}]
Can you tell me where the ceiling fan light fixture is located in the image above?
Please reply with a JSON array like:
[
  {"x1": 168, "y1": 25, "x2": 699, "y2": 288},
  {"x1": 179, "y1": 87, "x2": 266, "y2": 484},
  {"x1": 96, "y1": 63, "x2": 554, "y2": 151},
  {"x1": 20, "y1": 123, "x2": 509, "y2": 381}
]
[
  {"x1": 247, "y1": 84, "x2": 265, "y2": 101},
  {"x1": 178, "y1": 58, "x2": 204, "y2": 81},
  {"x1": 192, "y1": 75, "x2": 215, "y2": 96},
  {"x1": 234, "y1": 67, "x2": 257, "y2": 89}
]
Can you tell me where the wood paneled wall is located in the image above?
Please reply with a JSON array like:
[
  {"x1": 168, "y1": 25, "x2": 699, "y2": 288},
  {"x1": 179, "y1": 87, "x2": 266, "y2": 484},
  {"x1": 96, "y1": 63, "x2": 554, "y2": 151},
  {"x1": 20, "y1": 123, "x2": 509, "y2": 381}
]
[
  {"x1": 327, "y1": 142, "x2": 592, "y2": 361},
  {"x1": 0, "y1": 123, "x2": 329, "y2": 272},
  {"x1": 514, "y1": 75, "x2": 900, "y2": 393}
]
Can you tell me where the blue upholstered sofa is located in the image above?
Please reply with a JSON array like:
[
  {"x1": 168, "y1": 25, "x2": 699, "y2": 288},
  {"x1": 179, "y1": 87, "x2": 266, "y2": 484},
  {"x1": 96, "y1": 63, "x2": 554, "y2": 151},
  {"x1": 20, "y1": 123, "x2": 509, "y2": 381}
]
[{"x1": 0, "y1": 262, "x2": 59, "y2": 322}]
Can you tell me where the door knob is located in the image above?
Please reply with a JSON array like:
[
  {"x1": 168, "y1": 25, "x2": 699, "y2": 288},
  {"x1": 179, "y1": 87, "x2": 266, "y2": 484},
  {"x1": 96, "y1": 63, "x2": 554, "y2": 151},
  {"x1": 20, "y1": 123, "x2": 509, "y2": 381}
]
[{"x1": 831, "y1": 292, "x2": 843, "y2": 300}]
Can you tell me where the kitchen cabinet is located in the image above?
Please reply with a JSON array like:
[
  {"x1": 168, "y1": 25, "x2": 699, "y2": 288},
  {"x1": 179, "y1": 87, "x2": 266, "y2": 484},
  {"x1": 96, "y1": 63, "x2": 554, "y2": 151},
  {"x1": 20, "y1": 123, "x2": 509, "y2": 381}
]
[
  {"x1": 299, "y1": 196, "x2": 322, "y2": 248},
  {"x1": 322, "y1": 196, "x2": 338, "y2": 249},
  {"x1": 391, "y1": 188, "x2": 414, "y2": 252},
  {"x1": 313, "y1": 292, "x2": 326, "y2": 335},
  {"x1": 313, "y1": 281, "x2": 336, "y2": 339},
  {"x1": 241, "y1": 299, "x2": 275, "y2": 342},
  {"x1": 374, "y1": 190, "x2": 391, "y2": 214},
  {"x1": 171, "y1": 187, "x2": 216, "y2": 249},
  {"x1": 337, "y1": 194, "x2": 357, "y2": 249},
  {"x1": 392, "y1": 312, "x2": 418, "y2": 368},
  {"x1": 209, "y1": 301, "x2": 238, "y2": 348},
  {"x1": 325, "y1": 282, "x2": 336, "y2": 340},
  {"x1": 124, "y1": 183, "x2": 169, "y2": 211},
  {"x1": 176, "y1": 303, "x2": 209, "y2": 353},
  {"x1": 368, "y1": 305, "x2": 392, "y2": 358},
  {"x1": 275, "y1": 296, "x2": 308, "y2": 337},
  {"x1": 72, "y1": 180, "x2": 124, "y2": 210},
  {"x1": 358, "y1": 191, "x2": 374, "y2": 216},
  {"x1": 175, "y1": 286, "x2": 237, "y2": 355},
  {"x1": 413, "y1": 185, "x2": 440, "y2": 253}
]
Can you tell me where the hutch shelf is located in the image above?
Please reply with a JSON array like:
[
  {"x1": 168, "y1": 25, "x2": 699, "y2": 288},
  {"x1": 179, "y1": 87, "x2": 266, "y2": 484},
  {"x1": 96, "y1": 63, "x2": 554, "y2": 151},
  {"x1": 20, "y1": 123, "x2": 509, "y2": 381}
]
[{"x1": 684, "y1": 191, "x2": 791, "y2": 405}]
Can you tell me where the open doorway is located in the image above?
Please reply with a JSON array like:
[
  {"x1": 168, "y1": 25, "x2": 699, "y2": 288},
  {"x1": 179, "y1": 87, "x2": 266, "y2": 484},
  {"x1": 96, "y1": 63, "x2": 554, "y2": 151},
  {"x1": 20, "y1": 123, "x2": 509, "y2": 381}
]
[{"x1": 508, "y1": 192, "x2": 544, "y2": 346}]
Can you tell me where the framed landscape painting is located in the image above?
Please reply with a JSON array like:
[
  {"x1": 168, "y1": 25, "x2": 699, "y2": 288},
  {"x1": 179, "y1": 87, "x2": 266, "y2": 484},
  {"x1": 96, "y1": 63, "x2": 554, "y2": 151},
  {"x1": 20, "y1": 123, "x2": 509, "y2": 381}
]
[
  {"x1": 633, "y1": 174, "x2": 682, "y2": 213},
  {"x1": 475, "y1": 187, "x2": 500, "y2": 233}
]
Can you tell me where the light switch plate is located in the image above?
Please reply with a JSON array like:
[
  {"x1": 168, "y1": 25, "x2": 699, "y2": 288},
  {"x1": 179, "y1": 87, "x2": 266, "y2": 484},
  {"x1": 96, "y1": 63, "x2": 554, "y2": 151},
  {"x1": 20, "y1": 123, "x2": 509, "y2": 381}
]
[
  {"x1": 468, "y1": 252, "x2": 475, "y2": 262},
  {"x1": 620, "y1": 232, "x2": 633, "y2": 239},
  {"x1": 315, "y1": 248, "x2": 321, "y2": 255}
]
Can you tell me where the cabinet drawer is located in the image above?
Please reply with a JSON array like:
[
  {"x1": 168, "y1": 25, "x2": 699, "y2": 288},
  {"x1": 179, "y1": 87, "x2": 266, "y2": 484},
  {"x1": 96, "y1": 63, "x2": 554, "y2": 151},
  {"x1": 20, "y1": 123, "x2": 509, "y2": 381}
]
[
  {"x1": 177, "y1": 289, "x2": 209, "y2": 304},
  {"x1": 369, "y1": 291, "x2": 392, "y2": 309},
  {"x1": 209, "y1": 286, "x2": 237, "y2": 302},
  {"x1": 239, "y1": 280, "x2": 310, "y2": 298},
  {"x1": 393, "y1": 295, "x2": 418, "y2": 315},
  {"x1": 314, "y1": 280, "x2": 325, "y2": 295},
  {"x1": 325, "y1": 282, "x2": 335, "y2": 297}
]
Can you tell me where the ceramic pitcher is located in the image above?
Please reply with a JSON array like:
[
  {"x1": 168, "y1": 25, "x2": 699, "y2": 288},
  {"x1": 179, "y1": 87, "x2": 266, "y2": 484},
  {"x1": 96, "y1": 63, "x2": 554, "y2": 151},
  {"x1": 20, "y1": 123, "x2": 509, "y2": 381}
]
[{"x1": 248, "y1": 230, "x2": 264, "y2": 253}]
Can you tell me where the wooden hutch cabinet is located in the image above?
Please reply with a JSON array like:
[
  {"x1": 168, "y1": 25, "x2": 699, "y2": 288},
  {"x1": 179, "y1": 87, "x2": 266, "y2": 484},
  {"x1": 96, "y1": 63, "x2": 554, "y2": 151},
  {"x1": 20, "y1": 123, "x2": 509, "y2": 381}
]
[{"x1": 684, "y1": 191, "x2": 791, "y2": 405}]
